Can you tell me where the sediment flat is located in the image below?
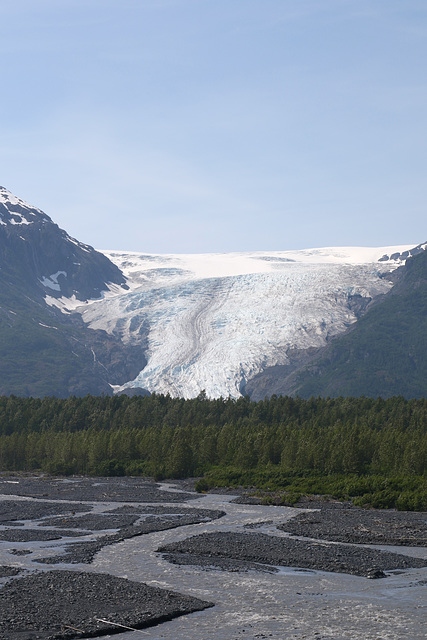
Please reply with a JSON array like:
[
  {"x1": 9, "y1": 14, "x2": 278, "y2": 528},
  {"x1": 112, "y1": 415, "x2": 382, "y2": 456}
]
[
  {"x1": 0, "y1": 570, "x2": 213, "y2": 640},
  {"x1": 278, "y1": 504, "x2": 427, "y2": 546},
  {"x1": 159, "y1": 530, "x2": 427, "y2": 578},
  {"x1": 0, "y1": 566, "x2": 20, "y2": 578},
  {"x1": 0, "y1": 499, "x2": 89, "y2": 522},
  {"x1": 0, "y1": 528, "x2": 90, "y2": 542},
  {"x1": 0, "y1": 475, "x2": 198, "y2": 502}
]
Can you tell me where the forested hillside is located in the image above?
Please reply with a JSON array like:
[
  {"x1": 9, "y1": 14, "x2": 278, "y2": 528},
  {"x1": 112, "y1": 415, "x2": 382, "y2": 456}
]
[{"x1": 1, "y1": 393, "x2": 425, "y2": 510}]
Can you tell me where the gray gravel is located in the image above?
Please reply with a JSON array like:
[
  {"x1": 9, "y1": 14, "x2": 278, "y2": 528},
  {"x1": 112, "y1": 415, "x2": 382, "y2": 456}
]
[
  {"x1": 159, "y1": 531, "x2": 427, "y2": 578},
  {"x1": 0, "y1": 500, "x2": 89, "y2": 523},
  {"x1": 0, "y1": 476, "x2": 198, "y2": 502},
  {"x1": 39, "y1": 513, "x2": 139, "y2": 531},
  {"x1": 0, "y1": 565, "x2": 20, "y2": 578},
  {"x1": 0, "y1": 570, "x2": 213, "y2": 640},
  {"x1": 0, "y1": 529, "x2": 89, "y2": 542},
  {"x1": 158, "y1": 552, "x2": 279, "y2": 574},
  {"x1": 107, "y1": 504, "x2": 224, "y2": 518},
  {"x1": 278, "y1": 506, "x2": 427, "y2": 545}
]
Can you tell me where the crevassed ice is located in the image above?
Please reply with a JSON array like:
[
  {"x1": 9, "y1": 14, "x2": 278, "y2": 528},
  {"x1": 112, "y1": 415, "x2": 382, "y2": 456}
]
[{"x1": 67, "y1": 245, "x2": 416, "y2": 399}]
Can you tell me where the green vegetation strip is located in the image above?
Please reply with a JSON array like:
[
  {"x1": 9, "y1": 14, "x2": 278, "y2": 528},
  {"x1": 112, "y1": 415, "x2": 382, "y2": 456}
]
[{"x1": 0, "y1": 394, "x2": 425, "y2": 511}]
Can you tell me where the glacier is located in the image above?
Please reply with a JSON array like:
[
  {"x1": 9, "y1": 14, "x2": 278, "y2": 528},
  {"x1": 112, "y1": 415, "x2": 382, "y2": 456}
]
[{"x1": 44, "y1": 245, "x2": 417, "y2": 399}]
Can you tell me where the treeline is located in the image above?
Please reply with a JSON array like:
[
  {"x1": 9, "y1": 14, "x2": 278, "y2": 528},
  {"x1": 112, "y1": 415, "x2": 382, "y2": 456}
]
[
  {"x1": 0, "y1": 393, "x2": 426, "y2": 509},
  {"x1": 2, "y1": 392, "x2": 427, "y2": 436}
]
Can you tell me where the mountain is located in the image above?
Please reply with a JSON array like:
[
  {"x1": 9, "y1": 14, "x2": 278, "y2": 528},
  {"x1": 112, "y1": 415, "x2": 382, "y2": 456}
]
[
  {"x1": 1, "y1": 186, "x2": 425, "y2": 400},
  {"x1": 0, "y1": 187, "x2": 146, "y2": 397},
  {"x1": 0, "y1": 186, "x2": 129, "y2": 303},
  {"x1": 247, "y1": 244, "x2": 427, "y2": 400}
]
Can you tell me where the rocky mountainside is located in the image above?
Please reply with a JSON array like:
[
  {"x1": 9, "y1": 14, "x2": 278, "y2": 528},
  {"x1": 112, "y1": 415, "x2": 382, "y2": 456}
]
[
  {"x1": 0, "y1": 186, "x2": 127, "y2": 302},
  {"x1": 0, "y1": 187, "x2": 146, "y2": 397}
]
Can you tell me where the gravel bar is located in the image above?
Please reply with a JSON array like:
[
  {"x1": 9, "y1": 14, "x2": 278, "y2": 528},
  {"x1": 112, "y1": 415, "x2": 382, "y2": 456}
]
[
  {"x1": 0, "y1": 476, "x2": 198, "y2": 503},
  {"x1": 0, "y1": 500, "x2": 90, "y2": 523},
  {"x1": 159, "y1": 531, "x2": 427, "y2": 578},
  {"x1": 0, "y1": 570, "x2": 213, "y2": 640},
  {"x1": 278, "y1": 506, "x2": 427, "y2": 546},
  {"x1": 0, "y1": 529, "x2": 89, "y2": 542},
  {"x1": 39, "y1": 513, "x2": 139, "y2": 531},
  {"x1": 0, "y1": 566, "x2": 20, "y2": 578}
]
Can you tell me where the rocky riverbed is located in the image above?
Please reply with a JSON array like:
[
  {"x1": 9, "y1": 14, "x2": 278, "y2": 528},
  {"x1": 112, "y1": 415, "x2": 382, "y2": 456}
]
[
  {"x1": 0, "y1": 475, "x2": 199, "y2": 503},
  {"x1": 159, "y1": 530, "x2": 427, "y2": 578},
  {"x1": 0, "y1": 475, "x2": 426, "y2": 640},
  {"x1": 0, "y1": 570, "x2": 212, "y2": 640},
  {"x1": 277, "y1": 504, "x2": 427, "y2": 546}
]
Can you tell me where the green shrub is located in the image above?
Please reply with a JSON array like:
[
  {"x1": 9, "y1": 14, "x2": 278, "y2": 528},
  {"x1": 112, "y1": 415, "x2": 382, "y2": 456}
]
[{"x1": 195, "y1": 477, "x2": 211, "y2": 493}]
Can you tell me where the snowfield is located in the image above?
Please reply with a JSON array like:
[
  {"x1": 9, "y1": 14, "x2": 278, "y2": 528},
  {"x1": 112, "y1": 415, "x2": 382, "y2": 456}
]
[{"x1": 49, "y1": 246, "x2": 417, "y2": 399}]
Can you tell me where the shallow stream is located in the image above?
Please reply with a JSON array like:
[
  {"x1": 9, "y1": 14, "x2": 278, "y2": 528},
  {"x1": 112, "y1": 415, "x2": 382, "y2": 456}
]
[
  {"x1": 90, "y1": 489, "x2": 427, "y2": 640},
  {"x1": 1, "y1": 483, "x2": 426, "y2": 640}
]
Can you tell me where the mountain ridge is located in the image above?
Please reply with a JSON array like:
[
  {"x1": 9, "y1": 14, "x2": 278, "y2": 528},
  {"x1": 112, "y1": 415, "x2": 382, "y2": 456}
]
[
  {"x1": 0, "y1": 186, "x2": 128, "y2": 303},
  {"x1": 0, "y1": 186, "x2": 425, "y2": 399},
  {"x1": 0, "y1": 187, "x2": 146, "y2": 397}
]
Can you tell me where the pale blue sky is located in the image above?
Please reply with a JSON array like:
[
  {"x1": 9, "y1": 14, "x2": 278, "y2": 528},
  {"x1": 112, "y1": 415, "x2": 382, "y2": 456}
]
[{"x1": 1, "y1": 0, "x2": 426, "y2": 252}]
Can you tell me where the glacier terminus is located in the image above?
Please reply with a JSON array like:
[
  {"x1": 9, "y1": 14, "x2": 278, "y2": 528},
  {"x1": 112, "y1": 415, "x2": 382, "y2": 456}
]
[{"x1": 45, "y1": 244, "x2": 421, "y2": 399}]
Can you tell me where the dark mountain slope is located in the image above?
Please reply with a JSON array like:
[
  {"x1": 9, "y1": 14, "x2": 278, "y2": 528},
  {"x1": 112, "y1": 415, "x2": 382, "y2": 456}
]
[
  {"x1": 247, "y1": 246, "x2": 427, "y2": 400},
  {"x1": 0, "y1": 186, "x2": 126, "y2": 302},
  {"x1": 0, "y1": 187, "x2": 146, "y2": 397},
  {"x1": 0, "y1": 288, "x2": 147, "y2": 397}
]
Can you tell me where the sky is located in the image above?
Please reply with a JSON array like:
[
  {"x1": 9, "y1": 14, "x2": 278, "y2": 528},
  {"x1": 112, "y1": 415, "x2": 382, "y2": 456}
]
[{"x1": 1, "y1": 0, "x2": 426, "y2": 253}]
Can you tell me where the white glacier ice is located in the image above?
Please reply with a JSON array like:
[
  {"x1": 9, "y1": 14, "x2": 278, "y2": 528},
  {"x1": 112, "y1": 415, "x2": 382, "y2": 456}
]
[{"x1": 48, "y1": 245, "x2": 416, "y2": 399}]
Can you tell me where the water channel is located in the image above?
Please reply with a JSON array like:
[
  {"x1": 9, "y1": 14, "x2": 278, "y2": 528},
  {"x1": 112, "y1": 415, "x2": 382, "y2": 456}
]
[{"x1": 1, "y1": 482, "x2": 426, "y2": 640}]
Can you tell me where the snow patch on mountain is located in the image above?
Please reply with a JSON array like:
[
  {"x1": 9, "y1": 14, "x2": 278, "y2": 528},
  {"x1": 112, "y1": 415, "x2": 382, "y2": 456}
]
[
  {"x1": 66, "y1": 235, "x2": 92, "y2": 253},
  {"x1": 44, "y1": 294, "x2": 84, "y2": 313},
  {"x1": 39, "y1": 271, "x2": 67, "y2": 292},
  {"x1": 9, "y1": 214, "x2": 31, "y2": 225},
  {"x1": 0, "y1": 186, "x2": 50, "y2": 224},
  {"x1": 38, "y1": 322, "x2": 58, "y2": 330}
]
